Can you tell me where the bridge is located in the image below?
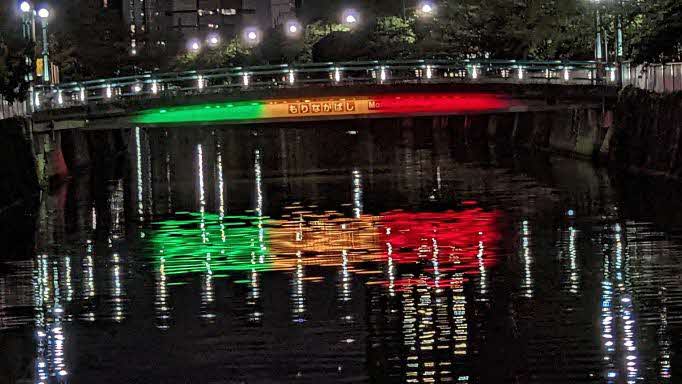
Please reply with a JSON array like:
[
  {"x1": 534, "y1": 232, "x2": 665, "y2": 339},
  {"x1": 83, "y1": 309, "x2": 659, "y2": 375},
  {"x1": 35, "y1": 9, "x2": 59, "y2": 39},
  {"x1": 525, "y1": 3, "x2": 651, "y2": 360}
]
[{"x1": 29, "y1": 59, "x2": 619, "y2": 131}]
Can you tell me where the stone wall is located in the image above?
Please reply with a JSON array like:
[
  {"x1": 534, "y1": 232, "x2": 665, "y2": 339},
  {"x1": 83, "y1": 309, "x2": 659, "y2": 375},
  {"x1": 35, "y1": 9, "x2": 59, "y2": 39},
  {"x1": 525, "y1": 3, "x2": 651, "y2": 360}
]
[
  {"x1": 610, "y1": 87, "x2": 682, "y2": 176},
  {"x1": 0, "y1": 118, "x2": 40, "y2": 214}
]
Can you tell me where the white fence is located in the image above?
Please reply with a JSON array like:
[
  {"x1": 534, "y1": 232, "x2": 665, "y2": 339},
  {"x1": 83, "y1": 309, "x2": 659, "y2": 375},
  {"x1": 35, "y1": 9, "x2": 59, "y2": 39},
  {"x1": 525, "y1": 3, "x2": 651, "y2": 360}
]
[
  {"x1": 0, "y1": 96, "x2": 27, "y2": 120},
  {"x1": 622, "y1": 62, "x2": 682, "y2": 93}
]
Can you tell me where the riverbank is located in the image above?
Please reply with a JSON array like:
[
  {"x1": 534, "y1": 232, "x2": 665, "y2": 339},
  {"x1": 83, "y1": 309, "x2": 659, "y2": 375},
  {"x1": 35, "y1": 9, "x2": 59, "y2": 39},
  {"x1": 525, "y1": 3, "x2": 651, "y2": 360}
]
[
  {"x1": 0, "y1": 118, "x2": 40, "y2": 215},
  {"x1": 610, "y1": 87, "x2": 682, "y2": 177}
]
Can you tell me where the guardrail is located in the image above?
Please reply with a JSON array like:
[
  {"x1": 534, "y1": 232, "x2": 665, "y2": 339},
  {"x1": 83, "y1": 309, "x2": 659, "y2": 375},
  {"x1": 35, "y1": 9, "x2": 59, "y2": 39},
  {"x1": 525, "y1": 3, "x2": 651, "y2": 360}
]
[
  {"x1": 622, "y1": 62, "x2": 682, "y2": 93},
  {"x1": 0, "y1": 96, "x2": 28, "y2": 120},
  {"x1": 31, "y1": 59, "x2": 617, "y2": 111}
]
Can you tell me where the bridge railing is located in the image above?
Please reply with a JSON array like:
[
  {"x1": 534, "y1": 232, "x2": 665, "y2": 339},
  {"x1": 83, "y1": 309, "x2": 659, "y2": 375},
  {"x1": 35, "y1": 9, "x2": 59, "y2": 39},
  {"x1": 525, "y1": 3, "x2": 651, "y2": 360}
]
[{"x1": 32, "y1": 59, "x2": 614, "y2": 111}]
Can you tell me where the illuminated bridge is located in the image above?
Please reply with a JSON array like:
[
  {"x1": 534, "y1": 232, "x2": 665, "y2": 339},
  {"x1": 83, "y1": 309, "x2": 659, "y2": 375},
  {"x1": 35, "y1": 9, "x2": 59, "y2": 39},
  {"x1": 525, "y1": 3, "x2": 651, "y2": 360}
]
[{"x1": 30, "y1": 59, "x2": 619, "y2": 131}]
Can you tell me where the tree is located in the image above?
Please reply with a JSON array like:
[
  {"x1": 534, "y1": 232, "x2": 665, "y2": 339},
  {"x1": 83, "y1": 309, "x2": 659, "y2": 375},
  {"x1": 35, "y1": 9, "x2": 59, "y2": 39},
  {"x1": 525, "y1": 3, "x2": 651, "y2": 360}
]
[
  {"x1": 50, "y1": 0, "x2": 131, "y2": 80},
  {"x1": 171, "y1": 39, "x2": 254, "y2": 71},
  {"x1": 629, "y1": 0, "x2": 682, "y2": 63}
]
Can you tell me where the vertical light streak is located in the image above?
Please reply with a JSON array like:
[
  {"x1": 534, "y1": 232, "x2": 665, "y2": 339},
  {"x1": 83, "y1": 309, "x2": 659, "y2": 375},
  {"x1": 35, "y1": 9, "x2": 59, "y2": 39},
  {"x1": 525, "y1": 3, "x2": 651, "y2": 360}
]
[
  {"x1": 112, "y1": 252, "x2": 123, "y2": 322},
  {"x1": 521, "y1": 220, "x2": 533, "y2": 298},
  {"x1": 292, "y1": 250, "x2": 305, "y2": 322},
  {"x1": 569, "y1": 226, "x2": 579, "y2": 294},
  {"x1": 155, "y1": 256, "x2": 171, "y2": 329},
  {"x1": 477, "y1": 239, "x2": 487, "y2": 300},
  {"x1": 387, "y1": 239, "x2": 395, "y2": 297},
  {"x1": 352, "y1": 169, "x2": 362, "y2": 219},
  {"x1": 135, "y1": 127, "x2": 144, "y2": 221},
  {"x1": 340, "y1": 250, "x2": 350, "y2": 302}
]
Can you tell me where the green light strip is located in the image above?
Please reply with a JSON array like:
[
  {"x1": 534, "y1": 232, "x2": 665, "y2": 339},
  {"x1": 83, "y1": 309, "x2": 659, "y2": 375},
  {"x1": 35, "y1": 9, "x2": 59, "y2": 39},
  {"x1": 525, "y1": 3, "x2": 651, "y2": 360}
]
[{"x1": 133, "y1": 101, "x2": 266, "y2": 124}]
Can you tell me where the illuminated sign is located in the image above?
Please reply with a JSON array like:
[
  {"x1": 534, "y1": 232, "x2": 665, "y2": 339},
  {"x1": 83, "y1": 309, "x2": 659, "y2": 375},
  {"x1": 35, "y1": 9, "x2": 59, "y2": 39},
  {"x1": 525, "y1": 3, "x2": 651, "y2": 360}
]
[{"x1": 133, "y1": 92, "x2": 516, "y2": 125}]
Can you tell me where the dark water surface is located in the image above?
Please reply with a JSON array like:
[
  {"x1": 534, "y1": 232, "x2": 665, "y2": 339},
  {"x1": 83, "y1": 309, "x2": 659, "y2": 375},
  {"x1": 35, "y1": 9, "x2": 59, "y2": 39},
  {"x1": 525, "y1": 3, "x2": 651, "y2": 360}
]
[{"x1": 2, "y1": 122, "x2": 682, "y2": 383}]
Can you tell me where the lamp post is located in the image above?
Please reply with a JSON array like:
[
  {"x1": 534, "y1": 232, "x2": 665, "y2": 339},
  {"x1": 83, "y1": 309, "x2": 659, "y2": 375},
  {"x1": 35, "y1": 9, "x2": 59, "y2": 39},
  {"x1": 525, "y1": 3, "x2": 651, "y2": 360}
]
[
  {"x1": 20, "y1": 2, "x2": 34, "y2": 41},
  {"x1": 593, "y1": 0, "x2": 603, "y2": 63},
  {"x1": 38, "y1": 7, "x2": 50, "y2": 83},
  {"x1": 616, "y1": 16, "x2": 623, "y2": 58},
  {"x1": 19, "y1": 2, "x2": 35, "y2": 77},
  {"x1": 20, "y1": 2, "x2": 35, "y2": 113},
  {"x1": 615, "y1": 0, "x2": 625, "y2": 87}
]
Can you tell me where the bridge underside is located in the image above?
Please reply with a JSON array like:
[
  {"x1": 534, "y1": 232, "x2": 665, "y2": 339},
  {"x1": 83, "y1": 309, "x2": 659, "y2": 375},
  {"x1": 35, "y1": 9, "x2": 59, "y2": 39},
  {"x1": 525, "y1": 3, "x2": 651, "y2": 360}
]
[{"x1": 32, "y1": 83, "x2": 616, "y2": 132}]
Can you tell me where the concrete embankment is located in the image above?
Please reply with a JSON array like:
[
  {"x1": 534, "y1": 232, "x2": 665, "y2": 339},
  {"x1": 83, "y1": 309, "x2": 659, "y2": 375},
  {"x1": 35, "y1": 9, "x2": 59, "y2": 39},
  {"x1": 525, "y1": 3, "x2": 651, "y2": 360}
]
[
  {"x1": 504, "y1": 86, "x2": 682, "y2": 176},
  {"x1": 0, "y1": 118, "x2": 40, "y2": 214},
  {"x1": 609, "y1": 87, "x2": 682, "y2": 177},
  {"x1": 0, "y1": 117, "x2": 123, "y2": 215}
]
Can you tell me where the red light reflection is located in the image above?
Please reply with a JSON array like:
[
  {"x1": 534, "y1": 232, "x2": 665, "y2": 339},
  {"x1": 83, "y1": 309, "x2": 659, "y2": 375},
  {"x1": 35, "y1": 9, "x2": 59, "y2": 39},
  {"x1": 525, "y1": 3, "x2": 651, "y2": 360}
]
[{"x1": 379, "y1": 209, "x2": 502, "y2": 290}]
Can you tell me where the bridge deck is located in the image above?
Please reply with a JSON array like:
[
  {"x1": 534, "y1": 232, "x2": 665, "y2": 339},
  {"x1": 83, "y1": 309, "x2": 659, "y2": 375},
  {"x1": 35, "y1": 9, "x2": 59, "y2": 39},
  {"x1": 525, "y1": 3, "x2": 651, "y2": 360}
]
[{"x1": 31, "y1": 83, "x2": 616, "y2": 132}]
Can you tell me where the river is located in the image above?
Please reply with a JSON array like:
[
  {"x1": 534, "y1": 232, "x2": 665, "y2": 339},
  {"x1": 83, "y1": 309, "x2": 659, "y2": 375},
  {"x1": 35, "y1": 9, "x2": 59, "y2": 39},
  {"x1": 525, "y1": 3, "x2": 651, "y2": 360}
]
[{"x1": 1, "y1": 121, "x2": 680, "y2": 383}]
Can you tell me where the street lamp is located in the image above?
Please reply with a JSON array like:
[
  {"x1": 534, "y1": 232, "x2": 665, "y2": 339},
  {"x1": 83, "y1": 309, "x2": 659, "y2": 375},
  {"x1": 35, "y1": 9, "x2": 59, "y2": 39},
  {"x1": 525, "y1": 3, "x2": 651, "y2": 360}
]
[
  {"x1": 37, "y1": 7, "x2": 50, "y2": 83},
  {"x1": 285, "y1": 20, "x2": 302, "y2": 37},
  {"x1": 243, "y1": 27, "x2": 260, "y2": 45},
  {"x1": 207, "y1": 34, "x2": 220, "y2": 47},
  {"x1": 189, "y1": 39, "x2": 201, "y2": 52},
  {"x1": 592, "y1": 0, "x2": 603, "y2": 62},
  {"x1": 419, "y1": 2, "x2": 434, "y2": 15},
  {"x1": 342, "y1": 9, "x2": 359, "y2": 26},
  {"x1": 20, "y1": 1, "x2": 31, "y2": 12}
]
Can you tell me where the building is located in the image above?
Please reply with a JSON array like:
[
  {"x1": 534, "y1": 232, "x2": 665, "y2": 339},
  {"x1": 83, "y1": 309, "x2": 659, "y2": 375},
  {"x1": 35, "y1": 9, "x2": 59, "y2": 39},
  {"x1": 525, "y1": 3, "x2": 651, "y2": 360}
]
[
  {"x1": 120, "y1": 0, "x2": 274, "y2": 53},
  {"x1": 270, "y1": 0, "x2": 295, "y2": 27},
  {"x1": 167, "y1": 0, "x2": 265, "y2": 40}
]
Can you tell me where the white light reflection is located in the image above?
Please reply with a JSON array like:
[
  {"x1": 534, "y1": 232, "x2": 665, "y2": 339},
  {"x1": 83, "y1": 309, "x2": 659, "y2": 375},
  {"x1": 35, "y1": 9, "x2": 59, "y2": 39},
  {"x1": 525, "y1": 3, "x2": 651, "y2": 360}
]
[
  {"x1": 197, "y1": 144, "x2": 206, "y2": 213},
  {"x1": 33, "y1": 254, "x2": 69, "y2": 381},
  {"x1": 602, "y1": 222, "x2": 640, "y2": 383},
  {"x1": 658, "y1": 288, "x2": 671, "y2": 380},
  {"x1": 111, "y1": 252, "x2": 124, "y2": 322},
  {"x1": 386, "y1": 240, "x2": 395, "y2": 297},
  {"x1": 249, "y1": 148, "x2": 265, "y2": 322},
  {"x1": 135, "y1": 127, "x2": 144, "y2": 221},
  {"x1": 352, "y1": 169, "x2": 362, "y2": 218},
  {"x1": 568, "y1": 226, "x2": 579, "y2": 294},
  {"x1": 292, "y1": 251, "x2": 305, "y2": 322},
  {"x1": 217, "y1": 142, "x2": 225, "y2": 218},
  {"x1": 64, "y1": 256, "x2": 73, "y2": 302},
  {"x1": 155, "y1": 256, "x2": 171, "y2": 329},
  {"x1": 340, "y1": 250, "x2": 350, "y2": 302},
  {"x1": 432, "y1": 237, "x2": 440, "y2": 288},
  {"x1": 197, "y1": 143, "x2": 215, "y2": 321},
  {"x1": 165, "y1": 131, "x2": 173, "y2": 214},
  {"x1": 83, "y1": 240, "x2": 96, "y2": 321},
  {"x1": 476, "y1": 239, "x2": 487, "y2": 300},
  {"x1": 254, "y1": 150, "x2": 263, "y2": 217},
  {"x1": 521, "y1": 220, "x2": 533, "y2": 298}
]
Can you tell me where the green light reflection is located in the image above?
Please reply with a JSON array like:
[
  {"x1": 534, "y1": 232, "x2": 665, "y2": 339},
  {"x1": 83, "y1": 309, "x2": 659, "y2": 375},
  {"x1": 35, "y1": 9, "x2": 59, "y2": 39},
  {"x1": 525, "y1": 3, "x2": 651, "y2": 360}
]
[{"x1": 147, "y1": 212, "x2": 271, "y2": 276}]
